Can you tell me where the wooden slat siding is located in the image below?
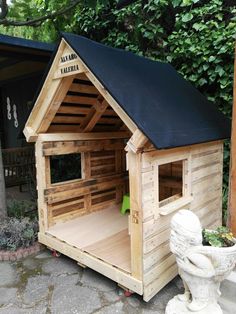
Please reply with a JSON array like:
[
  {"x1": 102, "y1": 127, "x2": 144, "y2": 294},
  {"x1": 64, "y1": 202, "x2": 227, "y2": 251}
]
[
  {"x1": 142, "y1": 141, "x2": 223, "y2": 301},
  {"x1": 57, "y1": 106, "x2": 118, "y2": 116},
  {"x1": 45, "y1": 142, "x2": 128, "y2": 224},
  {"x1": 143, "y1": 241, "x2": 170, "y2": 272},
  {"x1": 63, "y1": 95, "x2": 97, "y2": 105},
  {"x1": 52, "y1": 115, "x2": 85, "y2": 124},
  {"x1": 43, "y1": 139, "x2": 125, "y2": 156},
  {"x1": 143, "y1": 264, "x2": 178, "y2": 302},
  {"x1": 68, "y1": 83, "x2": 98, "y2": 94},
  {"x1": 144, "y1": 254, "x2": 176, "y2": 286},
  {"x1": 46, "y1": 176, "x2": 126, "y2": 204}
]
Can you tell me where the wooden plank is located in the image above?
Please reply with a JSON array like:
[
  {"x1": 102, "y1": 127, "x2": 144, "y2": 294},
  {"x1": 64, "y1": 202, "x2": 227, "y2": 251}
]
[
  {"x1": 54, "y1": 60, "x2": 85, "y2": 79},
  {"x1": 128, "y1": 151, "x2": 143, "y2": 280},
  {"x1": 45, "y1": 176, "x2": 127, "y2": 204},
  {"x1": 144, "y1": 228, "x2": 170, "y2": 254},
  {"x1": 68, "y1": 83, "x2": 98, "y2": 94},
  {"x1": 45, "y1": 173, "x2": 125, "y2": 195},
  {"x1": 47, "y1": 206, "x2": 128, "y2": 249},
  {"x1": 143, "y1": 241, "x2": 170, "y2": 271},
  {"x1": 35, "y1": 140, "x2": 48, "y2": 232},
  {"x1": 143, "y1": 264, "x2": 178, "y2": 302},
  {"x1": 38, "y1": 75, "x2": 77, "y2": 133},
  {"x1": 63, "y1": 95, "x2": 97, "y2": 105},
  {"x1": 38, "y1": 131, "x2": 130, "y2": 142},
  {"x1": 24, "y1": 40, "x2": 67, "y2": 141},
  {"x1": 38, "y1": 232, "x2": 143, "y2": 295},
  {"x1": 144, "y1": 254, "x2": 176, "y2": 285},
  {"x1": 52, "y1": 115, "x2": 84, "y2": 124},
  {"x1": 192, "y1": 163, "x2": 222, "y2": 182},
  {"x1": 83, "y1": 99, "x2": 109, "y2": 132},
  {"x1": 228, "y1": 45, "x2": 236, "y2": 236},
  {"x1": 43, "y1": 139, "x2": 125, "y2": 156},
  {"x1": 84, "y1": 229, "x2": 131, "y2": 273}
]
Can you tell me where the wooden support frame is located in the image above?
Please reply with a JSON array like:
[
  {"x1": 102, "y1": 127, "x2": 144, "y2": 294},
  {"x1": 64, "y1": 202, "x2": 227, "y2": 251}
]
[
  {"x1": 128, "y1": 150, "x2": 143, "y2": 280},
  {"x1": 38, "y1": 232, "x2": 143, "y2": 294}
]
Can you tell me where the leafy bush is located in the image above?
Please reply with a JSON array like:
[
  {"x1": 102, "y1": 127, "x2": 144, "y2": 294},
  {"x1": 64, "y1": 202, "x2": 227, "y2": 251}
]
[
  {"x1": 203, "y1": 226, "x2": 235, "y2": 247},
  {"x1": 7, "y1": 200, "x2": 37, "y2": 220},
  {"x1": 0, "y1": 217, "x2": 38, "y2": 251}
]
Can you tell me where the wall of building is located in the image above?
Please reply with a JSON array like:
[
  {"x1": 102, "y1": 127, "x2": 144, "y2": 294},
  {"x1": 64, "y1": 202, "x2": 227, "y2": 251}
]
[
  {"x1": 0, "y1": 75, "x2": 43, "y2": 148},
  {"x1": 141, "y1": 141, "x2": 223, "y2": 301}
]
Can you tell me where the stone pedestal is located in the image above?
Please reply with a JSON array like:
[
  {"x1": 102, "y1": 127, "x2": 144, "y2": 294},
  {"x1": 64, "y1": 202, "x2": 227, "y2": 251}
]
[
  {"x1": 166, "y1": 296, "x2": 222, "y2": 314},
  {"x1": 165, "y1": 209, "x2": 236, "y2": 314}
]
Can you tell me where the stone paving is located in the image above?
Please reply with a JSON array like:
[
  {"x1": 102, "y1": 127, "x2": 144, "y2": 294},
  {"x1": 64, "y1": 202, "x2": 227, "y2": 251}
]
[{"x1": 0, "y1": 249, "x2": 183, "y2": 314}]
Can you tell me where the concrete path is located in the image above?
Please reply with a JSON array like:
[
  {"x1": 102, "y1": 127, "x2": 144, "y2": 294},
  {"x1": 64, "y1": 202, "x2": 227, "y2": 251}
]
[
  {"x1": 0, "y1": 250, "x2": 183, "y2": 314},
  {"x1": 0, "y1": 249, "x2": 234, "y2": 313},
  {"x1": 219, "y1": 268, "x2": 236, "y2": 314}
]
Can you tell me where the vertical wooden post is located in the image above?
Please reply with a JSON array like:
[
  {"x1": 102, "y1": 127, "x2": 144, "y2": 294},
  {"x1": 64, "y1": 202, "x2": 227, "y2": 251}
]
[
  {"x1": 128, "y1": 150, "x2": 143, "y2": 280},
  {"x1": 228, "y1": 45, "x2": 236, "y2": 235},
  {"x1": 35, "y1": 139, "x2": 48, "y2": 232}
]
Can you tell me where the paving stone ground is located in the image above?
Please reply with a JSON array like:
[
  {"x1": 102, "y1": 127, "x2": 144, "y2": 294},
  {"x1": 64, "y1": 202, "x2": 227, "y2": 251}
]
[{"x1": 0, "y1": 249, "x2": 234, "y2": 313}]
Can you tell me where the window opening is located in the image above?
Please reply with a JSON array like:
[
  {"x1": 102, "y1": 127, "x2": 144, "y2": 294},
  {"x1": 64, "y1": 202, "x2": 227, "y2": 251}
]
[
  {"x1": 159, "y1": 160, "x2": 183, "y2": 207},
  {"x1": 50, "y1": 153, "x2": 82, "y2": 184}
]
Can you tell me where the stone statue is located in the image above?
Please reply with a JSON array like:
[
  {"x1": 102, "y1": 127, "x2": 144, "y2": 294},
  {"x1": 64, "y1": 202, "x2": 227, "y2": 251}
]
[{"x1": 165, "y1": 209, "x2": 236, "y2": 314}]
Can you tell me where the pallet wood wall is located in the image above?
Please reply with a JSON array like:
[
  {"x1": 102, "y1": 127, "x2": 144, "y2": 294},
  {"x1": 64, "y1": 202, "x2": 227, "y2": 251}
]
[
  {"x1": 141, "y1": 141, "x2": 223, "y2": 301},
  {"x1": 36, "y1": 137, "x2": 128, "y2": 228}
]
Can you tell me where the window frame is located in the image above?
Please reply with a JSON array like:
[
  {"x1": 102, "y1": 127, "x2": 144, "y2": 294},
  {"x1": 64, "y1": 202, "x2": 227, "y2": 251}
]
[
  {"x1": 154, "y1": 152, "x2": 192, "y2": 217},
  {"x1": 47, "y1": 152, "x2": 85, "y2": 187}
]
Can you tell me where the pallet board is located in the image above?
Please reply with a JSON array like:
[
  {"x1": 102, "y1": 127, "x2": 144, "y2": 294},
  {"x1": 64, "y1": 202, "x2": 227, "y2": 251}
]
[{"x1": 47, "y1": 205, "x2": 130, "y2": 273}]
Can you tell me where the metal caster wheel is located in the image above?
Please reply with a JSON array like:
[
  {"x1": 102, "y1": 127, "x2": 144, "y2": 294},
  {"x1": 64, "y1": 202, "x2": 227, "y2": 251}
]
[
  {"x1": 124, "y1": 290, "x2": 133, "y2": 297},
  {"x1": 52, "y1": 250, "x2": 61, "y2": 257}
]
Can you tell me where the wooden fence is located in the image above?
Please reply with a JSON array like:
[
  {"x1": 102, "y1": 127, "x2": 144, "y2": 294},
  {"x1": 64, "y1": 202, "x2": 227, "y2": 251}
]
[{"x1": 2, "y1": 146, "x2": 35, "y2": 189}]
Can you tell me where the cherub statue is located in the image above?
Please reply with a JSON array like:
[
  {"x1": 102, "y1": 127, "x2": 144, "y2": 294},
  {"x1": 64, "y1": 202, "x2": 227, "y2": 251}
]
[{"x1": 166, "y1": 209, "x2": 236, "y2": 314}]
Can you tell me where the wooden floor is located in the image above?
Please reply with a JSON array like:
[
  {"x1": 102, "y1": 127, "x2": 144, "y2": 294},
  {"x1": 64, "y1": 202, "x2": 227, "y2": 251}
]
[{"x1": 47, "y1": 205, "x2": 131, "y2": 273}]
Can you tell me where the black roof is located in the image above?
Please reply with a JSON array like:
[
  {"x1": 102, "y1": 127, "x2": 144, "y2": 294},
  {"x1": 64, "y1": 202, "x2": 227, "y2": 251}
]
[
  {"x1": 61, "y1": 33, "x2": 231, "y2": 149},
  {"x1": 0, "y1": 33, "x2": 54, "y2": 52}
]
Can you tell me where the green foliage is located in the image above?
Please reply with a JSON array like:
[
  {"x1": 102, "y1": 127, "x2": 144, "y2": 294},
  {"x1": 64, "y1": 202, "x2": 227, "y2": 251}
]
[
  {"x1": 203, "y1": 226, "x2": 235, "y2": 247},
  {"x1": 1, "y1": 0, "x2": 236, "y2": 219},
  {"x1": 0, "y1": 217, "x2": 38, "y2": 251},
  {"x1": 7, "y1": 200, "x2": 37, "y2": 220}
]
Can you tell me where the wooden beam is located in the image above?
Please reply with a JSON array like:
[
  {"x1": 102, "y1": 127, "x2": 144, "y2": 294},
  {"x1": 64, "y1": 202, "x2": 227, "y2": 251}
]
[
  {"x1": 128, "y1": 151, "x2": 143, "y2": 280},
  {"x1": 71, "y1": 50, "x2": 137, "y2": 133},
  {"x1": 83, "y1": 99, "x2": 109, "y2": 132},
  {"x1": 24, "y1": 40, "x2": 67, "y2": 141},
  {"x1": 38, "y1": 131, "x2": 130, "y2": 142},
  {"x1": 228, "y1": 45, "x2": 236, "y2": 235},
  {"x1": 37, "y1": 75, "x2": 76, "y2": 133},
  {"x1": 126, "y1": 129, "x2": 149, "y2": 153}
]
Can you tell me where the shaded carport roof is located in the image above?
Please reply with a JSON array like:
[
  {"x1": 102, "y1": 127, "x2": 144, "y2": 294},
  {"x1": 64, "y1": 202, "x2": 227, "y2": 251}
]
[
  {"x1": 61, "y1": 33, "x2": 231, "y2": 149},
  {"x1": 0, "y1": 33, "x2": 54, "y2": 85}
]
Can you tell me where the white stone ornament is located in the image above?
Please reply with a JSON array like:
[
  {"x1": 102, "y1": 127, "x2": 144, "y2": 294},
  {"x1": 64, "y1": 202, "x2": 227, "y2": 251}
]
[
  {"x1": 13, "y1": 104, "x2": 18, "y2": 128},
  {"x1": 6, "y1": 97, "x2": 11, "y2": 120},
  {"x1": 165, "y1": 209, "x2": 236, "y2": 314}
]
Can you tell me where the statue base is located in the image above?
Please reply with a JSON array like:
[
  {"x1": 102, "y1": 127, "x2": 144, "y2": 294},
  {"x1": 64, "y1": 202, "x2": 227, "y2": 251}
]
[{"x1": 165, "y1": 296, "x2": 223, "y2": 314}]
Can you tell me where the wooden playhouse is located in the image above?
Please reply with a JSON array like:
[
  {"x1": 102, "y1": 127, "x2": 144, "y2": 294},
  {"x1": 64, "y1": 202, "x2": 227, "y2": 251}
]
[{"x1": 24, "y1": 33, "x2": 231, "y2": 301}]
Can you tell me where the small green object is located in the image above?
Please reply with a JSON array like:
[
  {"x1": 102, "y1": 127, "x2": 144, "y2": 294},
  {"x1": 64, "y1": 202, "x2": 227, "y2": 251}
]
[{"x1": 120, "y1": 194, "x2": 130, "y2": 215}]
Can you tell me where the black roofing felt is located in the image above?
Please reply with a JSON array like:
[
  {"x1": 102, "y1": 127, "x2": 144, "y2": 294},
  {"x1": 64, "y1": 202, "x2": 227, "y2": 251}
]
[
  {"x1": 61, "y1": 33, "x2": 231, "y2": 149},
  {"x1": 0, "y1": 34, "x2": 54, "y2": 52}
]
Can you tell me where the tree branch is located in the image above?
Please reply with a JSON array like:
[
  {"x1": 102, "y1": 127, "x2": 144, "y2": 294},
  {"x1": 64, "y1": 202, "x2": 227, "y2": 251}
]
[
  {"x1": 0, "y1": 0, "x2": 8, "y2": 19},
  {"x1": 0, "y1": 0, "x2": 81, "y2": 26}
]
